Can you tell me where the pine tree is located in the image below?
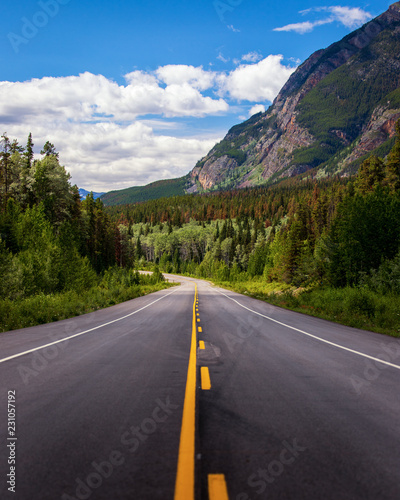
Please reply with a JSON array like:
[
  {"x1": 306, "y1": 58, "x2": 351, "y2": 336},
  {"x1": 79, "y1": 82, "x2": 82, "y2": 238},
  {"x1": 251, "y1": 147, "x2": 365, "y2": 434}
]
[
  {"x1": 0, "y1": 133, "x2": 12, "y2": 203},
  {"x1": 40, "y1": 141, "x2": 59, "y2": 159},
  {"x1": 10, "y1": 139, "x2": 23, "y2": 154},
  {"x1": 355, "y1": 155, "x2": 385, "y2": 194},
  {"x1": 24, "y1": 133, "x2": 34, "y2": 169}
]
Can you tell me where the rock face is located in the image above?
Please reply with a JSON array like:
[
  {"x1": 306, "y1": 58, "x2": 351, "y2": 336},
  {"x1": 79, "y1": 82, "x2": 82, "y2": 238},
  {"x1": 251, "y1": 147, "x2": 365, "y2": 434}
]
[
  {"x1": 191, "y1": 155, "x2": 238, "y2": 190},
  {"x1": 189, "y1": 2, "x2": 400, "y2": 191},
  {"x1": 339, "y1": 107, "x2": 400, "y2": 169}
]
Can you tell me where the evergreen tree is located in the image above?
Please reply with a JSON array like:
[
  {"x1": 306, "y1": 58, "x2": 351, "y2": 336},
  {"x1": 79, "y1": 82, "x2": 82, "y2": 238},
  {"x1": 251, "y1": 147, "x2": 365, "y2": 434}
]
[
  {"x1": 40, "y1": 141, "x2": 59, "y2": 159},
  {"x1": 0, "y1": 134, "x2": 12, "y2": 204},
  {"x1": 355, "y1": 155, "x2": 385, "y2": 194},
  {"x1": 24, "y1": 133, "x2": 34, "y2": 169},
  {"x1": 136, "y1": 236, "x2": 143, "y2": 260},
  {"x1": 10, "y1": 139, "x2": 24, "y2": 155},
  {"x1": 328, "y1": 189, "x2": 400, "y2": 286}
]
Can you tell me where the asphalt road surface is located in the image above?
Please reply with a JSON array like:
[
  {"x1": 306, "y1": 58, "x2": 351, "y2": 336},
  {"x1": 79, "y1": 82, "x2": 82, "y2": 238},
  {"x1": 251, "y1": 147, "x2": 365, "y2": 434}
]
[{"x1": 1, "y1": 275, "x2": 399, "y2": 500}]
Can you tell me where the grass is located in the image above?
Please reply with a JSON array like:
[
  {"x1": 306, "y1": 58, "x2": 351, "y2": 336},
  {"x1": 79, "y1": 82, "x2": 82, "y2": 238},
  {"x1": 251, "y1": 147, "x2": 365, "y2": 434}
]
[
  {"x1": 214, "y1": 277, "x2": 400, "y2": 337},
  {"x1": 0, "y1": 281, "x2": 175, "y2": 333}
]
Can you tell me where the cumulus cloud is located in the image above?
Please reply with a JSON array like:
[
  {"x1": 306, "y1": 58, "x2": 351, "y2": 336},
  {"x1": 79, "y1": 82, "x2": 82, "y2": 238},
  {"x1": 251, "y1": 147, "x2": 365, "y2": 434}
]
[
  {"x1": 249, "y1": 104, "x2": 265, "y2": 116},
  {"x1": 0, "y1": 71, "x2": 228, "y2": 124},
  {"x1": 328, "y1": 6, "x2": 372, "y2": 28},
  {"x1": 155, "y1": 65, "x2": 216, "y2": 91},
  {"x1": 0, "y1": 57, "x2": 296, "y2": 190},
  {"x1": 274, "y1": 5, "x2": 372, "y2": 34},
  {"x1": 219, "y1": 55, "x2": 296, "y2": 102},
  {"x1": 5, "y1": 120, "x2": 220, "y2": 192}
]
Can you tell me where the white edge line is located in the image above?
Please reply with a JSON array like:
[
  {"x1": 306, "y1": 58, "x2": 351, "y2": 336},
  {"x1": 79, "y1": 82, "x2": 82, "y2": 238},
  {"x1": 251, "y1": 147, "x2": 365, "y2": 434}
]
[
  {"x1": 0, "y1": 286, "x2": 181, "y2": 364},
  {"x1": 215, "y1": 288, "x2": 400, "y2": 370}
]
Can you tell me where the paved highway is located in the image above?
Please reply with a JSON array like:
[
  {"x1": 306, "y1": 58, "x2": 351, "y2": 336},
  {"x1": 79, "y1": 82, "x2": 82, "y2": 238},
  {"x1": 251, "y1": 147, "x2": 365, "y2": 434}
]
[{"x1": 0, "y1": 276, "x2": 399, "y2": 499}]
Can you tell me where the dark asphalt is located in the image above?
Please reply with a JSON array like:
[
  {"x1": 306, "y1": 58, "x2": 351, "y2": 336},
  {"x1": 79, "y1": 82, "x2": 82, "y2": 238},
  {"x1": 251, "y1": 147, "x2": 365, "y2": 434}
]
[{"x1": 1, "y1": 276, "x2": 399, "y2": 499}]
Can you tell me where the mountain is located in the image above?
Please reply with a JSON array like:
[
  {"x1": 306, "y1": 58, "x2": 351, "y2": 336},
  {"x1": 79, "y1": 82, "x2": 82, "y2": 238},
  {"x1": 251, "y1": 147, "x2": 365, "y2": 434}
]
[
  {"x1": 188, "y1": 2, "x2": 400, "y2": 192},
  {"x1": 79, "y1": 188, "x2": 105, "y2": 200},
  {"x1": 100, "y1": 176, "x2": 188, "y2": 206}
]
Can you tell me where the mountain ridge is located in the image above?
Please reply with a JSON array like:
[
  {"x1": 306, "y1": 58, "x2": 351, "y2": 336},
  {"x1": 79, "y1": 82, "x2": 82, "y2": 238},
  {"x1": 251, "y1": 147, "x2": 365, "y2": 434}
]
[
  {"x1": 188, "y1": 2, "x2": 400, "y2": 192},
  {"x1": 100, "y1": 176, "x2": 188, "y2": 206}
]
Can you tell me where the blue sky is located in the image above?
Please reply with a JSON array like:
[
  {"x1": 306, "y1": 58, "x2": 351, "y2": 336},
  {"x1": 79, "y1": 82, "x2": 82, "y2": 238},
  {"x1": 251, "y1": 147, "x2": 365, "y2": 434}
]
[{"x1": 0, "y1": 0, "x2": 392, "y2": 191}]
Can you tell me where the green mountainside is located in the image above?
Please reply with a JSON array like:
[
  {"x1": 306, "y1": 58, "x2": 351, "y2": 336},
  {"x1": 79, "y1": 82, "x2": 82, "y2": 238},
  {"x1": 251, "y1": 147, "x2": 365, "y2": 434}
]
[
  {"x1": 188, "y1": 2, "x2": 400, "y2": 192},
  {"x1": 101, "y1": 176, "x2": 188, "y2": 206}
]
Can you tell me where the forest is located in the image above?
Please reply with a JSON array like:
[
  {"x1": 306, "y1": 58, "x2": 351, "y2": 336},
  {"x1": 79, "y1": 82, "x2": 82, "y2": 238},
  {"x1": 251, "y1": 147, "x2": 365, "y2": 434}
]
[
  {"x1": 0, "y1": 133, "x2": 168, "y2": 331},
  {"x1": 1, "y1": 125, "x2": 400, "y2": 335}
]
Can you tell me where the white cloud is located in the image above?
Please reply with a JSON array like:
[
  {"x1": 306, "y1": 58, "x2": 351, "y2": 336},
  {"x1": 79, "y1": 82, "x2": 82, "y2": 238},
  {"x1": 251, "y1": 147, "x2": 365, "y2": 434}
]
[
  {"x1": 249, "y1": 104, "x2": 265, "y2": 116},
  {"x1": 5, "y1": 121, "x2": 221, "y2": 192},
  {"x1": 274, "y1": 5, "x2": 372, "y2": 34},
  {"x1": 0, "y1": 71, "x2": 228, "y2": 124},
  {"x1": 241, "y1": 52, "x2": 263, "y2": 63},
  {"x1": 155, "y1": 65, "x2": 216, "y2": 91},
  {"x1": 274, "y1": 19, "x2": 332, "y2": 34},
  {"x1": 219, "y1": 55, "x2": 296, "y2": 102},
  {"x1": 0, "y1": 57, "x2": 296, "y2": 190},
  {"x1": 328, "y1": 6, "x2": 372, "y2": 28}
]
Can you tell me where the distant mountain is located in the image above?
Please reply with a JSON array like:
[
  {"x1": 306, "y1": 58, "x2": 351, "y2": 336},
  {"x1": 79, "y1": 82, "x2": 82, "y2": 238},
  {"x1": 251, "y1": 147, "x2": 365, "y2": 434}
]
[
  {"x1": 79, "y1": 188, "x2": 105, "y2": 200},
  {"x1": 188, "y1": 2, "x2": 400, "y2": 192},
  {"x1": 100, "y1": 176, "x2": 188, "y2": 206}
]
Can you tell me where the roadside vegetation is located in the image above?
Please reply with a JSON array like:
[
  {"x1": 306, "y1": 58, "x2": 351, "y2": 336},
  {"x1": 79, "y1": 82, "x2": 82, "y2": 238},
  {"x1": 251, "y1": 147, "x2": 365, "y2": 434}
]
[
  {"x1": 213, "y1": 279, "x2": 400, "y2": 336},
  {"x1": 0, "y1": 267, "x2": 171, "y2": 333},
  {"x1": 0, "y1": 134, "x2": 171, "y2": 332}
]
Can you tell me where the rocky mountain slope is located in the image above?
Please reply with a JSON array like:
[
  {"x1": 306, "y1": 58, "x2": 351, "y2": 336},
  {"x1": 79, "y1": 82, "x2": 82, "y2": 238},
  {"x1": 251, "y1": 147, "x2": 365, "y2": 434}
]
[{"x1": 188, "y1": 2, "x2": 400, "y2": 192}]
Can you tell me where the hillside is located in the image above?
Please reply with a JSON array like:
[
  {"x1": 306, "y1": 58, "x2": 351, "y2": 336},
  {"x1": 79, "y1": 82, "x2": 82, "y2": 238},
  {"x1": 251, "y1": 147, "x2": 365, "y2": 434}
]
[
  {"x1": 100, "y1": 176, "x2": 188, "y2": 206},
  {"x1": 189, "y1": 2, "x2": 400, "y2": 192}
]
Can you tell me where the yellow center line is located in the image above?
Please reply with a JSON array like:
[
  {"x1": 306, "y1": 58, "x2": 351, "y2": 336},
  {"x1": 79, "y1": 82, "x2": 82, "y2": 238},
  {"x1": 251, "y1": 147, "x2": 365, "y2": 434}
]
[
  {"x1": 199, "y1": 340, "x2": 205, "y2": 350},
  {"x1": 201, "y1": 366, "x2": 211, "y2": 390},
  {"x1": 198, "y1": 326, "x2": 202, "y2": 333},
  {"x1": 208, "y1": 474, "x2": 229, "y2": 500},
  {"x1": 174, "y1": 284, "x2": 197, "y2": 500}
]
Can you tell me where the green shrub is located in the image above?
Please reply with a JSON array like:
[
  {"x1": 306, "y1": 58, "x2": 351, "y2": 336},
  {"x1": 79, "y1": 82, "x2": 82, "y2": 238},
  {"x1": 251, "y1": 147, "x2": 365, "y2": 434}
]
[{"x1": 343, "y1": 288, "x2": 376, "y2": 319}]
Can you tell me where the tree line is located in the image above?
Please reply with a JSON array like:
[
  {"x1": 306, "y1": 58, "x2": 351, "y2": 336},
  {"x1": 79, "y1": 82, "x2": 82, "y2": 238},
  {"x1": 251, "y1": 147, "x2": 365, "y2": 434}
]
[
  {"x1": 2, "y1": 124, "x2": 400, "y2": 307},
  {"x1": 108, "y1": 122, "x2": 400, "y2": 293}
]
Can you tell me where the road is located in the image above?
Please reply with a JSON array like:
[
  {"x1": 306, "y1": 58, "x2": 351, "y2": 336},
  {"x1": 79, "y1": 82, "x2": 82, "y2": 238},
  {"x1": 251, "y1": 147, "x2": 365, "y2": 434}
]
[{"x1": 1, "y1": 275, "x2": 400, "y2": 499}]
